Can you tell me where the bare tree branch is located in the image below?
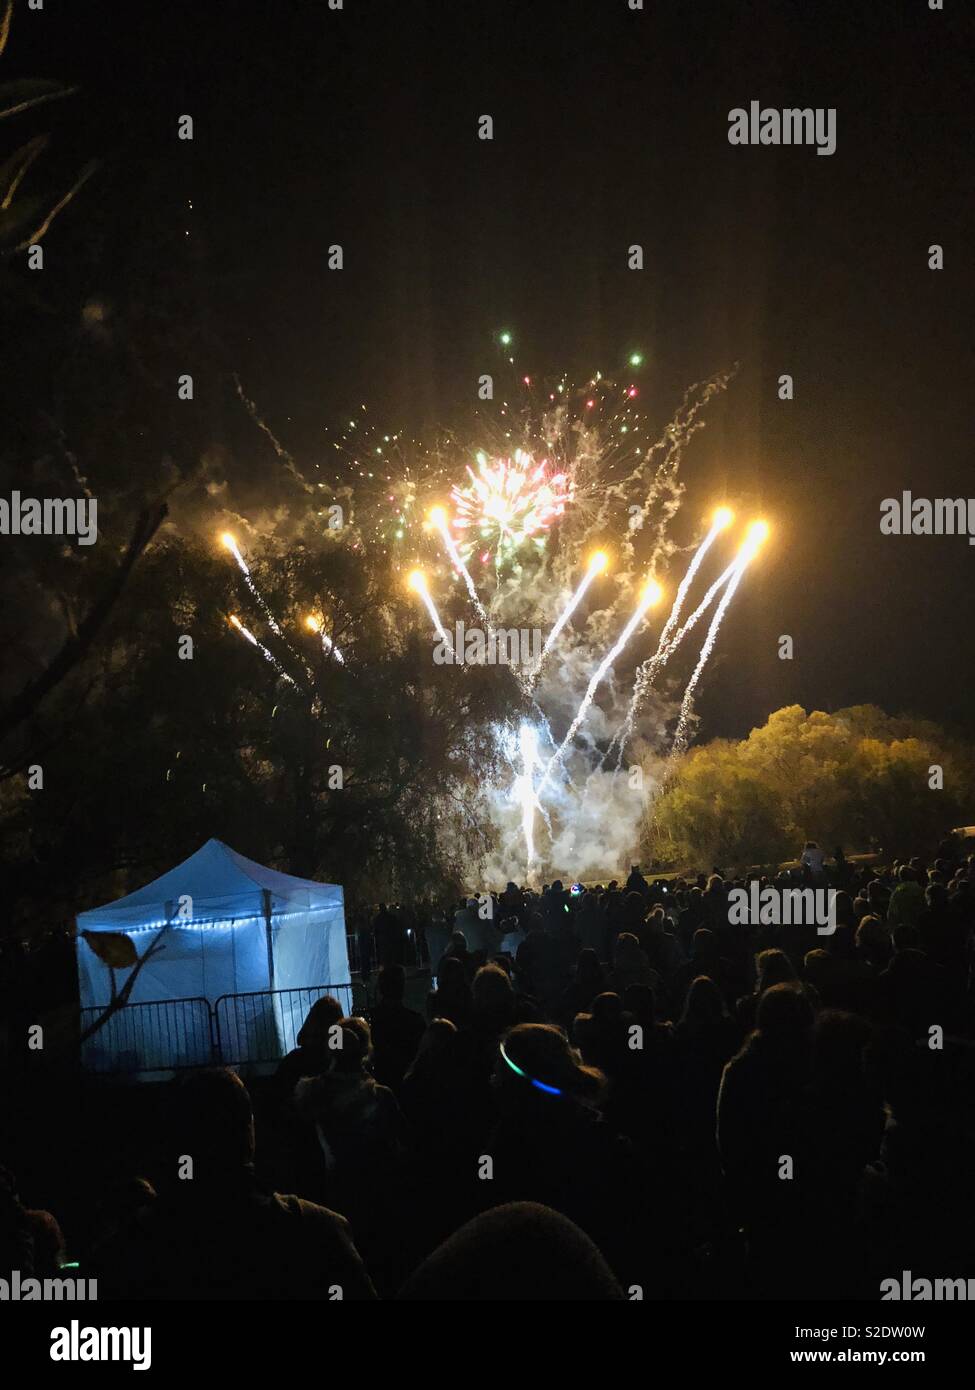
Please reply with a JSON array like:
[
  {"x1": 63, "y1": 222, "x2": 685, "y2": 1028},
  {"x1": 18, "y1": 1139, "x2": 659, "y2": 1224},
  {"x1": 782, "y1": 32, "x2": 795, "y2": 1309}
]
[{"x1": 0, "y1": 502, "x2": 167, "y2": 744}]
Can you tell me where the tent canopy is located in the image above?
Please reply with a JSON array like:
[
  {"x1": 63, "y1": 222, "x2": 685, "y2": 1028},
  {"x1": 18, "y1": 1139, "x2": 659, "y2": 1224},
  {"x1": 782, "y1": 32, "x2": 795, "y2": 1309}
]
[{"x1": 77, "y1": 838, "x2": 349, "y2": 1012}]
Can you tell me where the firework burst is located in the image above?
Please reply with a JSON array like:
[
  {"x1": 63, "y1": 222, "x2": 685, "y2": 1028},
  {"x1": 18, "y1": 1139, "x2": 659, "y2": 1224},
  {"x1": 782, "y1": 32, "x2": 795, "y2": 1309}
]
[{"x1": 449, "y1": 449, "x2": 573, "y2": 565}]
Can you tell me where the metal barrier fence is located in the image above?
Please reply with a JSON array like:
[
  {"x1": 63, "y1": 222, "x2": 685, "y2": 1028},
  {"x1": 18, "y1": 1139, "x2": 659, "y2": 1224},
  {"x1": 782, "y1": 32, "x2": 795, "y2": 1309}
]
[
  {"x1": 345, "y1": 932, "x2": 426, "y2": 974},
  {"x1": 79, "y1": 983, "x2": 365, "y2": 1075},
  {"x1": 214, "y1": 983, "x2": 360, "y2": 1066},
  {"x1": 79, "y1": 996, "x2": 215, "y2": 1074}
]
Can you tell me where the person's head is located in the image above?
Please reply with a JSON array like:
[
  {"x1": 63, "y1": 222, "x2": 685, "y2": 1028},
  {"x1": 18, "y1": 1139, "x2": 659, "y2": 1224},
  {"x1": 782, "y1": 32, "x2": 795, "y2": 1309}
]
[
  {"x1": 405, "y1": 1017, "x2": 457, "y2": 1078},
  {"x1": 802, "y1": 949, "x2": 833, "y2": 992},
  {"x1": 437, "y1": 955, "x2": 468, "y2": 992},
  {"x1": 91, "y1": 1177, "x2": 156, "y2": 1249},
  {"x1": 623, "y1": 982, "x2": 656, "y2": 1027},
  {"x1": 377, "y1": 964, "x2": 406, "y2": 1004},
  {"x1": 574, "y1": 948, "x2": 603, "y2": 987},
  {"x1": 296, "y1": 994, "x2": 344, "y2": 1048},
  {"x1": 804, "y1": 841, "x2": 819, "y2": 850},
  {"x1": 396, "y1": 1202, "x2": 624, "y2": 1302},
  {"x1": 623, "y1": 892, "x2": 647, "y2": 921},
  {"x1": 614, "y1": 932, "x2": 644, "y2": 965},
  {"x1": 448, "y1": 931, "x2": 469, "y2": 954},
  {"x1": 680, "y1": 974, "x2": 727, "y2": 1028},
  {"x1": 23, "y1": 1209, "x2": 65, "y2": 1276},
  {"x1": 856, "y1": 914, "x2": 889, "y2": 956},
  {"x1": 472, "y1": 962, "x2": 513, "y2": 1012},
  {"x1": 833, "y1": 891, "x2": 855, "y2": 927},
  {"x1": 898, "y1": 864, "x2": 917, "y2": 883},
  {"x1": 329, "y1": 1016, "x2": 373, "y2": 1075},
  {"x1": 925, "y1": 883, "x2": 948, "y2": 910},
  {"x1": 169, "y1": 1068, "x2": 255, "y2": 1177},
  {"x1": 755, "y1": 948, "x2": 798, "y2": 994},
  {"x1": 892, "y1": 923, "x2": 921, "y2": 953},
  {"x1": 755, "y1": 982, "x2": 815, "y2": 1039},
  {"x1": 691, "y1": 927, "x2": 717, "y2": 958},
  {"x1": 647, "y1": 906, "x2": 666, "y2": 933},
  {"x1": 494, "y1": 1023, "x2": 605, "y2": 1111},
  {"x1": 590, "y1": 991, "x2": 624, "y2": 1026}
]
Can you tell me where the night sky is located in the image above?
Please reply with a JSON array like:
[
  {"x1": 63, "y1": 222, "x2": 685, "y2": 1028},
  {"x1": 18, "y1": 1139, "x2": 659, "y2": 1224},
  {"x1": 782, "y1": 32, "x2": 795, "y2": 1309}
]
[{"x1": 5, "y1": 0, "x2": 973, "y2": 740}]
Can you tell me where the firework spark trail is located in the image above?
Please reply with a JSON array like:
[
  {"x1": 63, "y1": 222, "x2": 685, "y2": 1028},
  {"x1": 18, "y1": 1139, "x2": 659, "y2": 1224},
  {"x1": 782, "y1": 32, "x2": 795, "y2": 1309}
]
[
  {"x1": 304, "y1": 615, "x2": 345, "y2": 664},
  {"x1": 538, "y1": 579, "x2": 663, "y2": 794},
  {"x1": 669, "y1": 564, "x2": 747, "y2": 759},
  {"x1": 429, "y1": 503, "x2": 540, "y2": 698},
  {"x1": 589, "y1": 368, "x2": 737, "y2": 573},
  {"x1": 408, "y1": 571, "x2": 455, "y2": 653},
  {"x1": 222, "y1": 534, "x2": 287, "y2": 637},
  {"x1": 228, "y1": 616, "x2": 297, "y2": 685},
  {"x1": 514, "y1": 722, "x2": 545, "y2": 865},
  {"x1": 530, "y1": 551, "x2": 608, "y2": 688},
  {"x1": 609, "y1": 552, "x2": 741, "y2": 767},
  {"x1": 656, "y1": 509, "x2": 733, "y2": 652},
  {"x1": 669, "y1": 522, "x2": 769, "y2": 759},
  {"x1": 429, "y1": 507, "x2": 488, "y2": 623},
  {"x1": 233, "y1": 374, "x2": 314, "y2": 493},
  {"x1": 526, "y1": 703, "x2": 572, "y2": 795}
]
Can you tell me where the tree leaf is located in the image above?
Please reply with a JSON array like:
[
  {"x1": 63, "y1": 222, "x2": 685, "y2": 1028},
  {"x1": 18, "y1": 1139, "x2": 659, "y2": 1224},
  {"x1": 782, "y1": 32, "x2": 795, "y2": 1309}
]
[{"x1": 81, "y1": 930, "x2": 138, "y2": 969}]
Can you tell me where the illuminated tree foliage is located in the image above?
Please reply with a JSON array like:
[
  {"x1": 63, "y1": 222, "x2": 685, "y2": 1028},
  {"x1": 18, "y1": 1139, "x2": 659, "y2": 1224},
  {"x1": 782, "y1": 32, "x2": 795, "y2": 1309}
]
[{"x1": 651, "y1": 704, "x2": 975, "y2": 870}]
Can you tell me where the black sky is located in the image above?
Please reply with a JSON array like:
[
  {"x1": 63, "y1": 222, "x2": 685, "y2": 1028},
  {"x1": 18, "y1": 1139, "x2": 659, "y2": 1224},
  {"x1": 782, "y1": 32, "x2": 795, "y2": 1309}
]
[{"x1": 5, "y1": 0, "x2": 974, "y2": 740}]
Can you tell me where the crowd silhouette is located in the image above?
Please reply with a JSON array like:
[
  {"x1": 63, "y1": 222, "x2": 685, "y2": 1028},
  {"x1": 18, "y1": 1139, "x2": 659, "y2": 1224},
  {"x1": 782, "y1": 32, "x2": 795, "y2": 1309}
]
[{"x1": 3, "y1": 839, "x2": 974, "y2": 1300}]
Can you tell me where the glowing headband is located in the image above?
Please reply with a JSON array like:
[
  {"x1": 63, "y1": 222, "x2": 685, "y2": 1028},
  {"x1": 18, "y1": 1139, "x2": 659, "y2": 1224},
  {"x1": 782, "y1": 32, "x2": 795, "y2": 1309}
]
[{"x1": 499, "y1": 1040, "x2": 564, "y2": 1096}]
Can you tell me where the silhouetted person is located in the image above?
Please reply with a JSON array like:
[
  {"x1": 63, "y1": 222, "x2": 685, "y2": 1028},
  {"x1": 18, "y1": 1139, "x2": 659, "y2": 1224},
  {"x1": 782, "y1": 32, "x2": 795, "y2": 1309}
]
[
  {"x1": 97, "y1": 1069, "x2": 376, "y2": 1299},
  {"x1": 373, "y1": 902, "x2": 405, "y2": 968},
  {"x1": 484, "y1": 1024, "x2": 641, "y2": 1283},
  {"x1": 274, "y1": 994, "x2": 345, "y2": 1106},
  {"x1": 718, "y1": 984, "x2": 816, "y2": 1257},
  {"x1": 427, "y1": 954, "x2": 473, "y2": 1027},
  {"x1": 557, "y1": 948, "x2": 603, "y2": 1027},
  {"x1": 397, "y1": 1202, "x2": 624, "y2": 1300},
  {"x1": 368, "y1": 965, "x2": 426, "y2": 1093}
]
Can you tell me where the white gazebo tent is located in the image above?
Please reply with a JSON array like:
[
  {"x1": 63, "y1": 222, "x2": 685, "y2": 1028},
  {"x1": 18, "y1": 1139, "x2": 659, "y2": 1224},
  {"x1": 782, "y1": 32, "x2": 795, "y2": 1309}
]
[{"x1": 76, "y1": 838, "x2": 349, "y2": 1071}]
